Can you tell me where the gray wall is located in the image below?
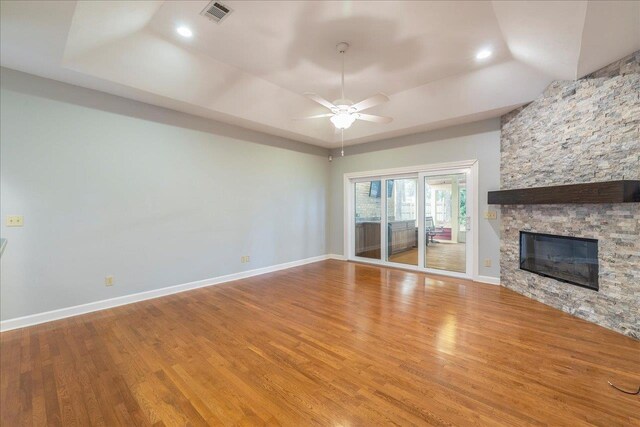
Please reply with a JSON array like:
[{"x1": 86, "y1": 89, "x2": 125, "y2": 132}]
[
  {"x1": 1, "y1": 68, "x2": 503, "y2": 323},
  {"x1": 500, "y1": 51, "x2": 639, "y2": 338},
  {"x1": 328, "y1": 120, "x2": 502, "y2": 279},
  {"x1": 0, "y1": 68, "x2": 329, "y2": 321}
]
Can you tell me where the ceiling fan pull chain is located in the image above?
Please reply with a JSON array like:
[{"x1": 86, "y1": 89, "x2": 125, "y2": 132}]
[{"x1": 341, "y1": 129, "x2": 344, "y2": 157}]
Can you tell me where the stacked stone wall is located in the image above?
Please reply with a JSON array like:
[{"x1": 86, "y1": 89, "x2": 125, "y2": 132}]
[{"x1": 500, "y1": 51, "x2": 640, "y2": 338}]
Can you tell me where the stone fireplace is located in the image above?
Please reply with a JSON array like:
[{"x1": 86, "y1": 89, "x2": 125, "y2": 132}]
[{"x1": 499, "y1": 51, "x2": 640, "y2": 338}]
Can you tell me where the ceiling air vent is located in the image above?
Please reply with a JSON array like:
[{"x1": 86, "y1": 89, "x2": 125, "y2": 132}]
[{"x1": 200, "y1": 1, "x2": 233, "y2": 24}]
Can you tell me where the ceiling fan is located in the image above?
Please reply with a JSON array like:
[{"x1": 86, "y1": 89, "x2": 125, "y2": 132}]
[{"x1": 297, "y1": 42, "x2": 393, "y2": 155}]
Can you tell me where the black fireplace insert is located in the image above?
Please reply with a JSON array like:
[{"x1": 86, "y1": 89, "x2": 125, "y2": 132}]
[{"x1": 519, "y1": 231, "x2": 598, "y2": 291}]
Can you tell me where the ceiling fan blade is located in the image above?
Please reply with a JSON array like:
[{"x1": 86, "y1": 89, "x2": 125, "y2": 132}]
[
  {"x1": 350, "y1": 93, "x2": 389, "y2": 112},
  {"x1": 357, "y1": 113, "x2": 393, "y2": 124},
  {"x1": 303, "y1": 93, "x2": 337, "y2": 111},
  {"x1": 293, "y1": 113, "x2": 334, "y2": 120}
]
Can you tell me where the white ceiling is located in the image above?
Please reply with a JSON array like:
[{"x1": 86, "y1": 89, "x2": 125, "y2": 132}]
[{"x1": 1, "y1": 1, "x2": 638, "y2": 148}]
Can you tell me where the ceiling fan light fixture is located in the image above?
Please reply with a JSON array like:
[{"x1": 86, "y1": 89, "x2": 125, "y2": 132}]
[
  {"x1": 330, "y1": 112, "x2": 357, "y2": 129},
  {"x1": 297, "y1": 42, "x2": 392, "y2": 150}
]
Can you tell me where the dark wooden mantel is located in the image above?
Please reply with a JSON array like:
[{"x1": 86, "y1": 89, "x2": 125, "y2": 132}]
[{"x1": 488, "y1": 180, "x2": 640, "y2": 205}]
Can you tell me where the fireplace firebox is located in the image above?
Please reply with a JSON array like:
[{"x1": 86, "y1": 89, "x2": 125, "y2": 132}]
[{"x1": 519, "y1": 231, "x2": 598, "y2": 291}]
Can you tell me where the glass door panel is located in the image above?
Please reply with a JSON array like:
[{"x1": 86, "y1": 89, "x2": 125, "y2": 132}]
[
  {"x1": 386, "y1": 178, "x2": 418, "y2": 266},
  {"x1": 354, "y1": 181, "x2": 382, "y2": 260},
  {"x1": 424, "y1": 173, "x2": 467, "y2": 273}
]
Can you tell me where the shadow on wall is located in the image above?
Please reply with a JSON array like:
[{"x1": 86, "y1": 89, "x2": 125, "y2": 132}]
[
  {"x1": 0, "y1": 68, "x2": 328, "y2": 157},
  {"x1": 329, "y1": 118, "x2": 501, "y2": 157}
]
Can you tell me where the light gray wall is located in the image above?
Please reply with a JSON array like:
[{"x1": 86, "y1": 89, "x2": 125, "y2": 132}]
[
  {"x1": 328, "y1": 120, "x2": 502, "y2": 279},
  {"x1": 0, "y1": 68, "x2": 329, "y2": 321},
  {"x1": 1, "y1": 67, "x2": 502, "y2": 323}
]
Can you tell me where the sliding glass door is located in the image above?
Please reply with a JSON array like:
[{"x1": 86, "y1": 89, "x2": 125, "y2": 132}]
[
  {"x1": 424, "y1": 173, "x2": 468, "y2": 273},
  {"x1": 386, "y1": 177, "x2": 418, "y2": 266},
  {"x1": 354, "y1": 180, "x2": 382, "y2": 260},
  {"x1": 349, "y1": 165, "x2": 473, "y2": 278}
]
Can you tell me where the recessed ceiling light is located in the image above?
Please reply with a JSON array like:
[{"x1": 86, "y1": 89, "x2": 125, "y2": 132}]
[
  {"x1": 176, "y1": 26, "x2": 193, "y2": 38},
  {"x1": 476, "y1": 49, "x2": 492, "y2": 60}
]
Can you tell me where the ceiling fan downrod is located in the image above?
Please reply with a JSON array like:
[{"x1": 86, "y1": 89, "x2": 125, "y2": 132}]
[{"x1": 337, "y1": 42, "x2": 349, "y2": 101}]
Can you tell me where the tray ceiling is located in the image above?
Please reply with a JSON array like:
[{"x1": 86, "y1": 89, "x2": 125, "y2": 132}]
[{"x1": 1, "y1": 1, "x2": 638, "y2": 148}]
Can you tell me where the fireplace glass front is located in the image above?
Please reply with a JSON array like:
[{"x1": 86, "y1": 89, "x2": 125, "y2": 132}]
[{"x1": 519, "y1": 231, "x2": 598, "y2": 290}]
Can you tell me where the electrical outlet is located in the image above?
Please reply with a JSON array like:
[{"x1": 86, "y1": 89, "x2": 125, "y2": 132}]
[
  {"x1": 484, "y1": 211, "x2": 497, "y2": 220},
  {"x1": 5, "y1": 215, "x2": 24, "y2": 227},
  {"x1": 104, "y1": 276, "x2": 114, "y2": 286},
  {"x1": 484, "y1": 259, "x2": 492, "y2": 267},
  {"x1": 241, "y1": 256, "x2": 250, "y2": 263}
]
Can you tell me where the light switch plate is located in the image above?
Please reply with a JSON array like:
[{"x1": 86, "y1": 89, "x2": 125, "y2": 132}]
[
  {"x1": 6, "y1": 215, "x2": 24, "y2": 227},
  {"x1": 484, "y1": 211, "x2": 497, "y2": 220}
]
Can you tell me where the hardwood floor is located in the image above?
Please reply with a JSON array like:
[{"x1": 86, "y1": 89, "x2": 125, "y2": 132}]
[
  {"x1": 389, "y1": 242, "x2": 466, "y2": 272},
  {"x1": 1, "y1": 260, "x2": 638, "y2": 426}
]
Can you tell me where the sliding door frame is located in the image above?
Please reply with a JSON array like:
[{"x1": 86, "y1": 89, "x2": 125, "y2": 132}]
[
  {"x1": 344, "y1": 160, "x2": 479, "y2": 281},
  {"x1": 420, "y1": 168, "x2": 474, "y2": 279}
]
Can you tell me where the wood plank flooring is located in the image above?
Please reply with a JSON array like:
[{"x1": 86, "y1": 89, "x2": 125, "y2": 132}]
[
  {"x1": 389, "y1": 242, "x2": 466, "y2": 272},
  {"x1": 1, "y1": 260, "x2": 638, "y2": 426}
]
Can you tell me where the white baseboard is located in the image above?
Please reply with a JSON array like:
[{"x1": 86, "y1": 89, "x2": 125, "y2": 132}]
[
  {"x1": 0, "y1": 254, "x2": 330, "y2": 332},
  {"x1": 475, "y1": 275, "x2": 501, "y2": 285},
  {"x1": 0, "y1": 255, "x2": 499, "y2": 332}
]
